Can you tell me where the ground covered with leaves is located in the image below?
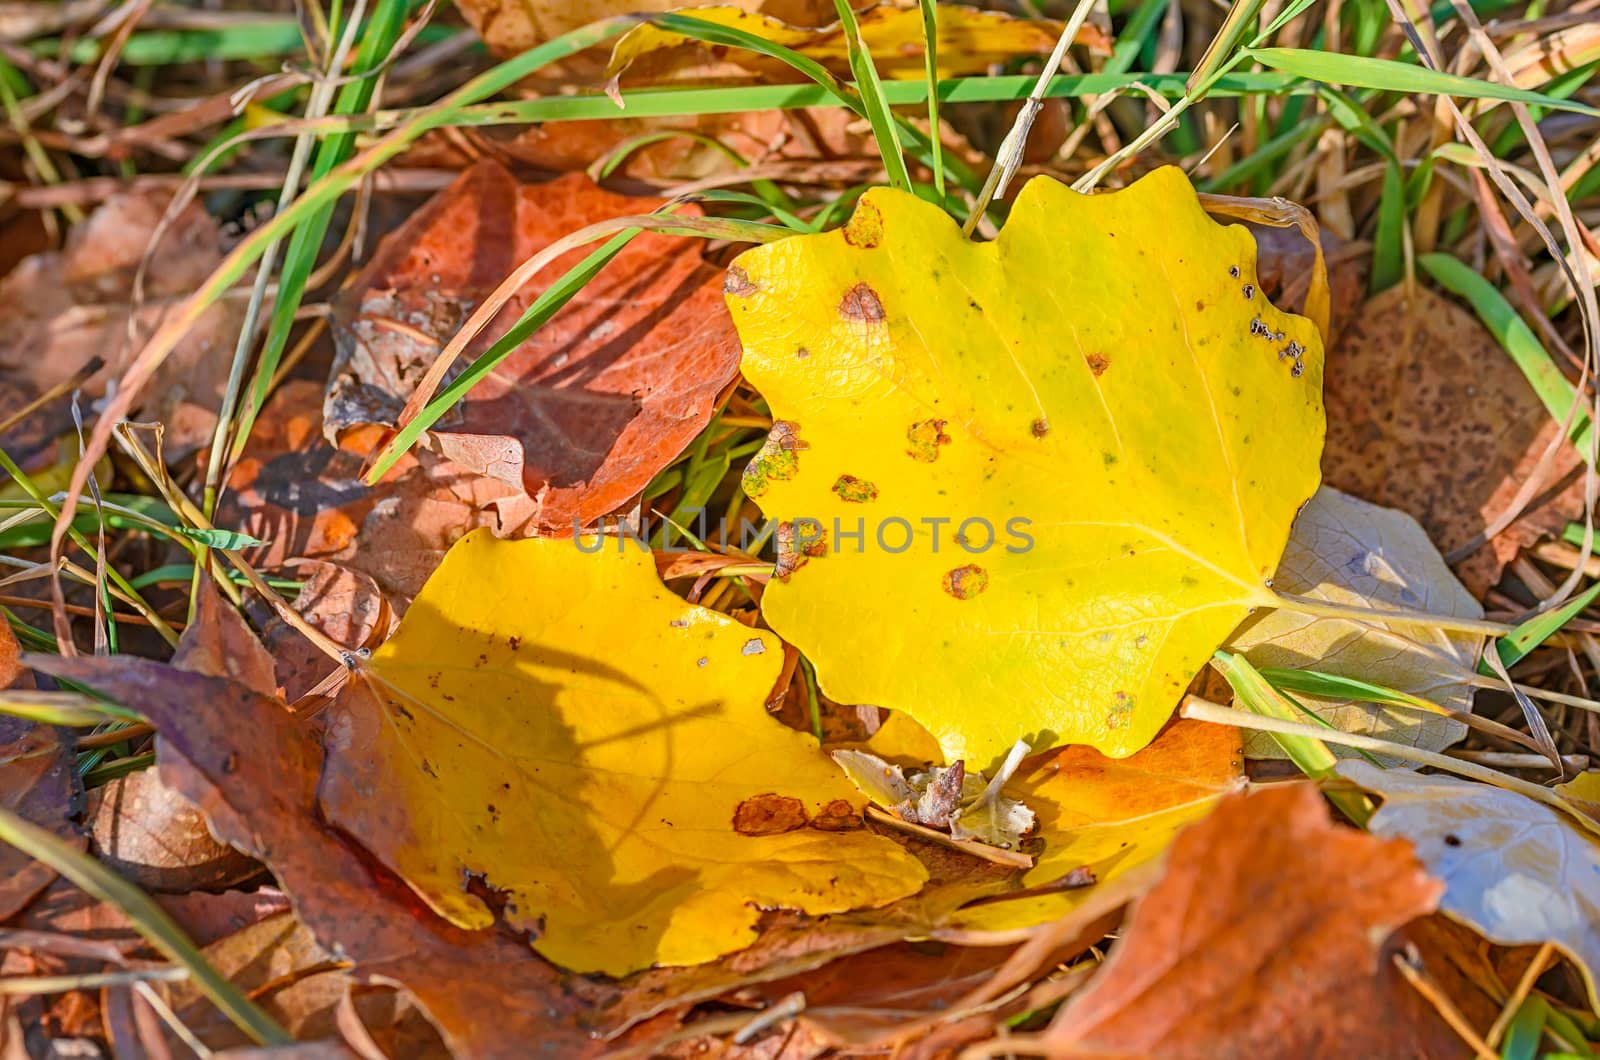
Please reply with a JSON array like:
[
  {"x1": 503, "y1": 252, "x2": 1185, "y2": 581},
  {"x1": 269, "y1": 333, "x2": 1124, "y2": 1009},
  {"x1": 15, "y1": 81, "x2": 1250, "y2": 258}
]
[{"x1": 2, "y1": 0, "x2": 1599, "y2": 1056}]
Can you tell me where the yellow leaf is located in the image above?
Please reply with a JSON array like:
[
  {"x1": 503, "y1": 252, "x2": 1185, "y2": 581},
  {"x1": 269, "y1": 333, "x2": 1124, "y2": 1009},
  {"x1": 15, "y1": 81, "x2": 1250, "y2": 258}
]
[
  {"x1": 949, "y1": 719, "x2": 1245, "y2": 931},
  {"x1": 606, "y1": 4, "x2": 1089, "y2": 84},
  {"x1": 320, "y1": 530, "x2": 927, "y2": 977},
  {"x1": 860, "y1": 709, "x2": 946, "y2": 766},
  {"x1": 726, "y1": 167, "x2": 1325, "y2": 764}
]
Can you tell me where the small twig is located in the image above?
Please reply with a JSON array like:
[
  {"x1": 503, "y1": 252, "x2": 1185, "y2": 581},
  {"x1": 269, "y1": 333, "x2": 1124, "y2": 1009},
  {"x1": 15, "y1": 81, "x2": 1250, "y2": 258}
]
[
  {"x1": 962, "y1": 0, "x2": 1097, "y2": 235},
  {"x1": 1392, "y1": 949, "x2": 1498, "y2": 1060},
  {"x1": 1180, "y1": 698, "x2": 1600, "y2": 837},
  {"x1": 734, "y1": 992, "x2": 806, "y2": 1045},
  {"x1": 0, "y1": 966, "x2": 188, "y2": 995},
  {"x1": 865, "y1": 805, "x2": 1033, "y2": 868},
  {"x1": 1486, "y1": 942, "x2": 1555, "y2": 1048},
  {"x1": 1448, "y1": 750, "x2": 1587, "y2": 771}
]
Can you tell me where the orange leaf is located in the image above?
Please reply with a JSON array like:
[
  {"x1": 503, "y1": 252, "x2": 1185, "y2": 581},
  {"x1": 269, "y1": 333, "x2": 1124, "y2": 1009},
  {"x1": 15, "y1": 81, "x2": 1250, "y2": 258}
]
[{"x1": 993, "y1": 784, "x2": 1458, "y2": 1058}]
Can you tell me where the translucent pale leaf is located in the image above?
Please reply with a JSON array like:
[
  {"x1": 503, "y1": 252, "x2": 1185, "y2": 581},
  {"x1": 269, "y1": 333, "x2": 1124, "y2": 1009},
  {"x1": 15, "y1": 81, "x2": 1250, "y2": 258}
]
[
  {"x1": 1227, "y1": 486, "x2": 1482, "y2": 759},
  {"x1": 320, "y1": 530, "x2": 927, "y2": 977},
  {"x1": 726, "y1": 167, "x2": 1325, "y2": 763},
  {"x1": 1341, "y1": 762, "x2": 1600, "y2": 1008}
]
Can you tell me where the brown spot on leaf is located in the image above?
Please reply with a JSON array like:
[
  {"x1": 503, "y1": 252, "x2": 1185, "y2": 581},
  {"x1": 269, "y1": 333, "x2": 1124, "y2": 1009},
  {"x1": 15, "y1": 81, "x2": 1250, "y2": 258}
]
[
  {"x1": 842, "y1": 199, "x2": 884, "y2": 248},
  {"x1": 942, "y1": 564, "x2": 989, "y2": 600},
  {"x1": 811, "y1": 799, "x2": 861, "y2": 831},
  {"x1": 832, "y1": 474, "x2": 879, "y2": 503},
  {"x1": 1085, "y1": 353, "x2": 1110, "y2": 376},
  {"x1": 840, "y1": 282, "x2": 885, "y2": 323},
  {"x1": 742, "y1": 420, "x2": 807, "y2": 498},
  {"x1": 906, "y1": 418, "x2": 951, "y2": 462},
  {"x1": 774, "y1": 520, "x2": 828, "y2": 581},
  {"x1": 1031, "y1": 418, "x2": 1050, "y2": 438},
  {"x1": 1106, "y1": 691, "x2": 1134, "y2": 730},
  {"x1": 733, "y1": 794, "x2": 809, "y2": 836},
  {"x1": 724, "y1": 265, "x2": 758, "y2": 296}
]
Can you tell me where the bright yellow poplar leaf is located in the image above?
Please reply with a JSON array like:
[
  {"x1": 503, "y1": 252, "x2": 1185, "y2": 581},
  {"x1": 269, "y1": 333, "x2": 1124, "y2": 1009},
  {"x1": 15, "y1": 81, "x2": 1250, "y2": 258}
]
[
  {"x1": 726, "y1": 167, "x2": 1325, "y2": 764},
  {"x1": 319, "y1": 530, "x2": 927, "y2": 977},
  {"x1": 606, "y1": 5, "x2": 1093, "y2": 84}
]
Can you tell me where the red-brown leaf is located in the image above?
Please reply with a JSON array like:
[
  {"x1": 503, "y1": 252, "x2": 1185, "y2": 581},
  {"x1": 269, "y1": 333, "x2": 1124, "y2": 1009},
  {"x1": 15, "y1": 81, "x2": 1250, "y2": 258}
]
[
  {"x1": 996, "y1": 784, "x2": 1467, "y2": 1058},
  {"x1": 326, "y1": 162, "x2": 742, "y2": 534}
]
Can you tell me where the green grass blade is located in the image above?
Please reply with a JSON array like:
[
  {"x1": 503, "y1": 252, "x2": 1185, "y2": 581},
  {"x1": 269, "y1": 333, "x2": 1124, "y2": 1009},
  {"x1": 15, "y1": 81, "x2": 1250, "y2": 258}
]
[
  {"x1": 0, "y1": 691, "x2": 142, "y2": 726},
  {"x1": 336, "y1": 71, "x2": 1302, "y2": 132},
  {"x1": 1258, "y1": 667, "x2": 1443, "y2": 713},
  {"x1": 1483, "y1": 581, "x2": 1600, "y2": 672},
  {"x1": 233, "y1": 0, "x2": 413, "y2": 459},
  {"x1": 1212, "y1": 651, "x2": 1374, "y2": 824},
  {"x1": 830, "y1": 0, "x2": 911, "y2": 191},
  {"x1": 641, "y1": 12, "x2": 845, "y2": 94},
  {"x1": 0, "y1": 805, "x2": 290, "y2": 1045},
  {"x1": 1189, "y1": 0, "x2": 1266, "y2": 94},
  {"x1": 1419, "y1": 252, "x2": 1594, "y2": 461},
  {"x1": 1370, "y1": 159, "x2": 1406, "y2": 292},
  {"x1": 1104, "y1": 0, "x2": 1167, "y2": 75},
  {"x1": 1501, "y1": 995, "x2": 1549, "y2": 1060},
  {"x1": 1245, "y1": 47, "x2": 1600, "y2": 117},
  {"x1": 917, "y1": 0, "x2": 944, "y2": 197}
]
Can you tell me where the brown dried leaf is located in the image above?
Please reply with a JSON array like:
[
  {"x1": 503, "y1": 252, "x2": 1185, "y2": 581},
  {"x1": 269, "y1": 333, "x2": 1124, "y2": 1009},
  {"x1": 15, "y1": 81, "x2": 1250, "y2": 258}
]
[
  {"x1": 222, "y1": 380, "x2": 504, "y2": 601},
  {"x1": 1324, "y1": 285, "x2": 1585, "y2": 594},
  {"x1": 0, "y1": 190, "x2": 240, "y2": 458},
  {"x1": 30, "y1": 595, "x2": 611, "y2": 1058},
  {"x1": 326, "y1": 163, "x2": 741, "y2": 536},
  {"x1": 151, "y1": 912, "x2": 449, "y2": 1058},
  {"x1": 997, "y1": 784, "x2": 1466, "y2": 1058}
]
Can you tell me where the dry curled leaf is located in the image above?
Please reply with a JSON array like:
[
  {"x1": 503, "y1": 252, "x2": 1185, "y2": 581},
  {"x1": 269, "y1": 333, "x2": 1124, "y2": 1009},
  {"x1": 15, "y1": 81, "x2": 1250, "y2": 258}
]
[
  {"x1": 323, "y1": 530, "x2": 926, "y2": 976},
  {"x1": 831, "y1": 747, "x2": 1036, "y2": 848},
  {"x1": 726, "y1": 166, "x2": 1325, "y2": 764},
  {"x1": 1324, "y1": 284, "x2": 1585, "y2": 595},
  {"x1": 1247, "y1": 222, "x2": 1367, "y2": 346},
  {"x1": 1226, "y1": 486, "x2": 1482, "y2": 759},
  {"x1": 1340, "y1": 760, "x2": 1600, "y2": 1008},
  {"x1": 995, "y1": 784, "x2": 1457, "y2": 1058},
  {"x1": 142, "y1": 912, "x2": 449, "y2": 1057},
  {"x1": 88, "y1": 767, "x2": 261, "y2": 893},
  {"x1": 326, "y1": 163, "x2": 741, "y2": 536}
]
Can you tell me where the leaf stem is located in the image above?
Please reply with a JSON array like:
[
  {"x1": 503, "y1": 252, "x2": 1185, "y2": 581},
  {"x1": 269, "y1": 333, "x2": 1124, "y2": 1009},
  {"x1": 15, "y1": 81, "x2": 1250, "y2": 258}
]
[
  {"x1": 1264, "y1": 591, "x2": 1514, "y2": 636},
  {"x1": 1180, "y1": 697, "x2": 1600, "y2": 837}
]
